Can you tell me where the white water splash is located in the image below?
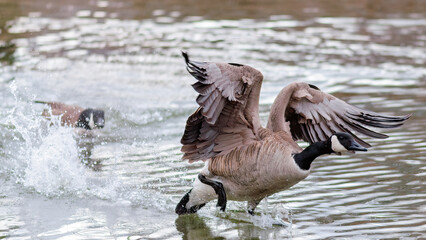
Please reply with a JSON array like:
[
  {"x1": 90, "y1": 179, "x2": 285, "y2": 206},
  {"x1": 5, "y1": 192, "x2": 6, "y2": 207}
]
[
  {"x1": 250, "y1": 202, "x2": 294, "y2": 233},
  {"x1": 5, "y1": 81, "x2": 89, "y2": 197},
  {"x1": 23, "y1": 126, "x2": 88, "y2": 197}
]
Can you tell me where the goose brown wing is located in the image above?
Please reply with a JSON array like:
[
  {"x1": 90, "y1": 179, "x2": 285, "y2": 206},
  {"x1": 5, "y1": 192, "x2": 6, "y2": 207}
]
[
  {"x1": 35, "y1": 101, "x2": 84, "y2": 115},
  {"x1": 286, "y1": 83, "x2": 410, "y2": 147},
  {"x1": 180, "y1": 52, "x2": 264, "y2": 162}
]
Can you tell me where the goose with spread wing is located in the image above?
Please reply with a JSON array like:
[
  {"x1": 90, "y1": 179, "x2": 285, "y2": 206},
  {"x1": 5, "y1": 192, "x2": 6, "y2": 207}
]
[{"x1": 175, "y1": 52, "x2": 410, "y2": 215}]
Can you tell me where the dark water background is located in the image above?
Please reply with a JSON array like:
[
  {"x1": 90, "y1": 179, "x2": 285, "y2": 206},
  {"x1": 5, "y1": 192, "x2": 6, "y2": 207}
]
[{"x1": 0, "y1": 0, "x2": 425, "y2": 239}]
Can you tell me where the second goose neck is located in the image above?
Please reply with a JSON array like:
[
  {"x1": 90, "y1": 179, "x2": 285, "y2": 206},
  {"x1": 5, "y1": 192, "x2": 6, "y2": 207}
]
[{"x1": 267, "y1": 85, "x2": 295, "y2": 132}]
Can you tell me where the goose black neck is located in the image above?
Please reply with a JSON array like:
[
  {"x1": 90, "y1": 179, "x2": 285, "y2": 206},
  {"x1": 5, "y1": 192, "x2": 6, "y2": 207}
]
[{"x1": 294, "y1": 140, "x2": 333, "y2": 170}]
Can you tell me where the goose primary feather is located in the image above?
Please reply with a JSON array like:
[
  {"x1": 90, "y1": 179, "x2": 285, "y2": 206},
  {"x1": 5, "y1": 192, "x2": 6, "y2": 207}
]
[{"x1": 176, "y1": 52, "x2": 410, "y2": 215}]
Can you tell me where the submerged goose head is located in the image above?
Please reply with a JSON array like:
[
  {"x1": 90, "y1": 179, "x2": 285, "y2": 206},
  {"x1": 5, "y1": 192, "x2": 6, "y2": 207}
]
[{"x1": 330, "y1": 132, "x2": 367, "y2": 153}]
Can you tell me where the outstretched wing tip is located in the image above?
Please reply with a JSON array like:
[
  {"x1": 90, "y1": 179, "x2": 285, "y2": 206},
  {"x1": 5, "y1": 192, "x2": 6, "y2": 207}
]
[
  {"x1": 286, "y1": 85, "x2": 410, "y2": 148},
  {"x1": 181, "y1": 51, "x2": 189, "y2": 64},
  {"x1": 404, "y1": 113, "x2": 412, "y2": 120},
  {"x1": 346, "y1": 110, "x2": 411, "y2": 129}
]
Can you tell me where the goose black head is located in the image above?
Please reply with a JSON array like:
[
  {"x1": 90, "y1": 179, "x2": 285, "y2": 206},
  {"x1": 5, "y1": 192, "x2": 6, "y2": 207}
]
[
  {"x1": 76, "y1": 108, "x2": 105, "y2": 130},
  {"x1": 330, "y1": 132, "x2": 367, "y2": 153}
]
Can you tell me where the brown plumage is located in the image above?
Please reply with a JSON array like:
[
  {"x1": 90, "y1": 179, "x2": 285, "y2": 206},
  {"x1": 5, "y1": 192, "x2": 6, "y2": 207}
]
[
  {"x1": 36, "y1": 101, "x2": 105, "y2": 130},
  {"x1": 38, "y1": 101, "x2": 84, "y2": 126},
  {"x1": 176, "y1": 52, "x2": 410, "y2": 215}
]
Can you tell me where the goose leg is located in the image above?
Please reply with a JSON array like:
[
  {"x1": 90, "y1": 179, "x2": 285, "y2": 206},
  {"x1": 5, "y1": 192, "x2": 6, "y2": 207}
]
[
  {"x1": 198, "y1": 174, "x2": 227, "y2": 211},
  {"x1": 247, "y1": 199, "x2": 262, "y2": 215}
]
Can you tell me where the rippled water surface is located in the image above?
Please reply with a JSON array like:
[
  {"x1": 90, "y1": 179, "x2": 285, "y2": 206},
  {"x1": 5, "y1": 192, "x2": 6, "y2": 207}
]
[{"x1": 0, "y1": 0, "x2": 425, "y2": 239}]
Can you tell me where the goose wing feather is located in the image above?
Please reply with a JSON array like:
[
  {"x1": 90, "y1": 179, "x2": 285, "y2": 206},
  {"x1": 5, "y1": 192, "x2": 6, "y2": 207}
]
[
  {"x1": 180, "y1": 52, "x2": 263, "y2": 162},
  {"x1": 286, "y1": 83, "x2": 410, "y2": 147}
]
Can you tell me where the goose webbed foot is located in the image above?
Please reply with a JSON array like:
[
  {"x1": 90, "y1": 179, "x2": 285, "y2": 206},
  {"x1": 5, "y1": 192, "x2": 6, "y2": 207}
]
[{"x1": 198, "y1": 174, "x2": 227, "y2": 211}]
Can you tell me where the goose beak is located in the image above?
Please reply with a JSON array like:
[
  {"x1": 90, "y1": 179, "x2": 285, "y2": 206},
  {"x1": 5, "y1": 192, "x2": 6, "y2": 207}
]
[
  {"x1": 95, "y1": 119, "x2": 105, "y2": 129},
  {"x1": 347, "y1": 141, "x2": 367, "y2": 152}
]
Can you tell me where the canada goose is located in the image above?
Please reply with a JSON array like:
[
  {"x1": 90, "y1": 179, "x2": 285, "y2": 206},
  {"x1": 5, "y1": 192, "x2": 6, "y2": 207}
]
[
  {"x1": 175, "y1": 52, "x2": 410, "y2": 215},
  {"x1": 35, "y1": 101, "x2": 105, "y2": 130}
]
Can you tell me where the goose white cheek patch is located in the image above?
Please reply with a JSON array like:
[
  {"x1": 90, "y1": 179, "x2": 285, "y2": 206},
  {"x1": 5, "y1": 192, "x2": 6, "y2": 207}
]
[
  {"x1": 88, "y1": 113, "x2": 95, "y2": 130},
  {"x1": 331, "y1": 135, "x2": 347, "y2": 153}
]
